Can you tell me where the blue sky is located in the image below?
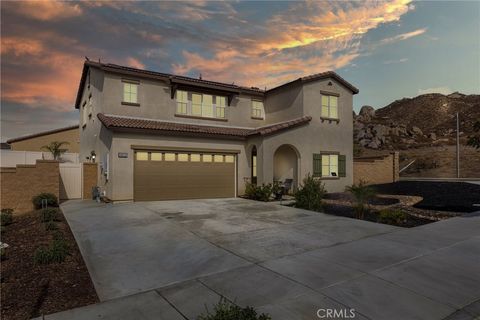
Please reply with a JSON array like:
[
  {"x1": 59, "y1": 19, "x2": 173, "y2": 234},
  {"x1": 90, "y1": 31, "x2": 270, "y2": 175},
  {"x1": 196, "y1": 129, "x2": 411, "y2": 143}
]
[{"x1": 1, "y1": 1, "x2": 479, "y2": 141}]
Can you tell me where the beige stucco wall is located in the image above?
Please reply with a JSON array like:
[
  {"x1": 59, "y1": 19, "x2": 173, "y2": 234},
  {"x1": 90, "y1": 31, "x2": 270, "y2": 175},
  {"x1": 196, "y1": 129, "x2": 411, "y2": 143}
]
[
  {"x1": 257, "y1": 78, "x2": 354, "y2": 193},
  {"x1": 79, "y1": 68, "x2": 112, "y2": 193},
  {"x1": 265, "y1": 83, "x2": 304, "y2": 123},
  {"x1": 10, "y1": 128, "x2": 80, "y2": 153},
  {"x1": 101, "y1": 73, "x2": 268, "y2": 128}
]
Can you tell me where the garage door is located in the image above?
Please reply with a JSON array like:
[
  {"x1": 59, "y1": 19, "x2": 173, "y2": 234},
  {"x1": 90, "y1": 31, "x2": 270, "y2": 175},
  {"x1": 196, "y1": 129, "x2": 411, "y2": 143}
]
[{"x1": 134, "y1": 150, "x2": 236, "y2": 201}]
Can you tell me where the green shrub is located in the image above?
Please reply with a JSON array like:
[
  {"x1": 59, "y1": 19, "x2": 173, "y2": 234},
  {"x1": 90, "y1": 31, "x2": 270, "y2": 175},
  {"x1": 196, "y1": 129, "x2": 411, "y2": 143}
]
[
  {"x1": 378, "y1": 209, "x2": 407, "y2": 225},
  {"x1": 33, "y1": 236, "x2": 69, "y2": 264},
  {"x1": 294, "y1": 174, "x2": 326, "y2": 211},
  {"x1": 32, "y1": 193, "x2": 58, "y2": 209},
  {"x1": 198, "y1": 298, "x2": 271, "y2": 320},
  {"x1": 345, "y1": 180, "x2": 377, "y2": 219},
  {"x1": 244, "y1": 182, "x2": 273, "y2": 202},
  {"x1": 33, "y1": 247, "x2": 51, "y2": 264},
  {"x1": 45, "y1": 221, "x2": 58, "y2": 231},
  {"x1": 41, "y1": 208, "x2": 61, "y2": 222},
  {"x1": 1, "y1": 208, "x2": 13, "y2": 226}
]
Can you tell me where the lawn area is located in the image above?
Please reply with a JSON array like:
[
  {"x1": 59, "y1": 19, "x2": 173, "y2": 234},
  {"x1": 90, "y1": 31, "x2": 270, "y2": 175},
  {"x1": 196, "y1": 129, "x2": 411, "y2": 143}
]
[
  {"x1": 1, "y1": 207, "x2": 98, "y2": 320},
  {"x1": 372, "y1": 181, "x2": 480, "y2": 212}
]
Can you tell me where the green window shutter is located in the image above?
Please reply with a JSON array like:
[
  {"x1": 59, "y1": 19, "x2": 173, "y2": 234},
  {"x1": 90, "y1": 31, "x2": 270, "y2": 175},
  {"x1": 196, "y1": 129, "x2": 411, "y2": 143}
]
[
  {"x1": 338, "y1": 155, "x2": 346, "y2": 177},
  {"x1": 313, "y1": 154, "x2": 322, "y2": 177}
]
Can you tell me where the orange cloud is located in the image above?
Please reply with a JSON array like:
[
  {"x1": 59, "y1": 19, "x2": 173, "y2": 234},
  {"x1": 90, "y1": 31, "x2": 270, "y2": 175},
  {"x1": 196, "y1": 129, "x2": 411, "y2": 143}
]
[
  {"x1": 1, "y1": 37, "x2": 43, "y2": 56},
  {"x1": 7, "y1": 0, "x2": 82, "y2": 21},
  {"x1": 173, "y1": 0, "x2": 413, "y2": 88},
  {"x1": 381, "y1": 28, "x2": 427, "y2": 44},
  {"x1": 126, "y1": 57, "x2": 145, "y2": 69}
]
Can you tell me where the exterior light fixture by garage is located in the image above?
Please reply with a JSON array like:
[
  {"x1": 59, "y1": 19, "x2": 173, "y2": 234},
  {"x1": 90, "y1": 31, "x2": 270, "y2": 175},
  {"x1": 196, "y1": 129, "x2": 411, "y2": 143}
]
[{"x1": 90, "y1": 150, "x2": 96, "y2": 163}]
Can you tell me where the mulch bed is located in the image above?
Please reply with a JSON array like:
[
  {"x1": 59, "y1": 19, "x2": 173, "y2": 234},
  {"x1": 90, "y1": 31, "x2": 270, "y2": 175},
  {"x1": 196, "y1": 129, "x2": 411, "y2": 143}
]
[
  {"x1": 371, "y1": 181, "x2": 480, "y2": 212},
  {"x1": 1, "y1": 208, "x2": 98, "y2": 320},
  {"x1": 322, "y1": 203, "x2": 433, "y2": 228},
  {"x1": 322, "y1": 192, "x2": 452, "y2": 227}
]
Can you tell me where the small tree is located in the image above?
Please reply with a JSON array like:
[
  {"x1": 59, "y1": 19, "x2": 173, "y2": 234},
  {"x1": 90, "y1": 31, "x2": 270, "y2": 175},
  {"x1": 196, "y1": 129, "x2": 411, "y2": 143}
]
[
  {"x1": 345, "y1": 180, "x2": 377, "y2": 219},
  {"x1": 41, "y1": 141, "x2": 69, "y2": 160},
  {"x1": 467, "y1": 120, "x2": 480, "y2": 149},
  {"x1": 294, "y1": 174, "x2": 326, "y2": 211}
]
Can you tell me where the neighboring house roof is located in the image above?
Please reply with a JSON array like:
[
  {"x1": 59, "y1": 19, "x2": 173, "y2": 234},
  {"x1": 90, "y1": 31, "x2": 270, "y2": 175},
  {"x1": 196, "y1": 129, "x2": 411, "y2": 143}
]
[
  {"x1": 97, "y1": 113, "x2": 311, "y2": 139},
  {"x1": 6, "y1": 125, "x2": 79, "y2": 144},
  {"x1": 75, "y1": 60, "x2": 359, "y2": 108}
]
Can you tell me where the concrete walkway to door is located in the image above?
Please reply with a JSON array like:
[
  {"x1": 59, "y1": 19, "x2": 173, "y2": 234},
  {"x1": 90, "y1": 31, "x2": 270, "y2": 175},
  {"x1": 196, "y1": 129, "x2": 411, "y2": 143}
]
[{"x1": 43, "y1": 198, "x2": 480, "y2": 320}]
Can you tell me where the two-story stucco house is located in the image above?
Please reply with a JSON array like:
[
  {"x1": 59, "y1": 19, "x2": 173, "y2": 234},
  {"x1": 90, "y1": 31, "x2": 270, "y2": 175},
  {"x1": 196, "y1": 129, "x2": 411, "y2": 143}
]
[{"x1": 75, "y1": 60, "x2": 358, "y2": 201}]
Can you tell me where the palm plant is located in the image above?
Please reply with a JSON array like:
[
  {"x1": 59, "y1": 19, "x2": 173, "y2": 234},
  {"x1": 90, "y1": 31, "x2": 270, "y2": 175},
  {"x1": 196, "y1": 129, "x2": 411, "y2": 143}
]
[
  {"x1": 41, "y1": 141, "x2": 69, "y2": 160},
  {"x1": 345, "y1": 180, "x2": 377, "y2": 219}
]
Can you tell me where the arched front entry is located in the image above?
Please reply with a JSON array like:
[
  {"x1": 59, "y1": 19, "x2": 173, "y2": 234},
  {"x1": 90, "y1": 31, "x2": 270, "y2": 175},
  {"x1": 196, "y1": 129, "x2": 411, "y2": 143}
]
[{"x1": 273, "y1": 144, "x2": 299, "y2": 192}]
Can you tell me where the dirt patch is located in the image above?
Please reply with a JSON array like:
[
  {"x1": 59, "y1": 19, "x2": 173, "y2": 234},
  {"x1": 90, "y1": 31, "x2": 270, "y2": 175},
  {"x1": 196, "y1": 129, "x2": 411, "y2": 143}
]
[
  {"x1": 372, "y1": 181, "x2": 480, "y2": 212},
  {"x1": 1, "y1": 209, "x2": 98, "y2": 320}
]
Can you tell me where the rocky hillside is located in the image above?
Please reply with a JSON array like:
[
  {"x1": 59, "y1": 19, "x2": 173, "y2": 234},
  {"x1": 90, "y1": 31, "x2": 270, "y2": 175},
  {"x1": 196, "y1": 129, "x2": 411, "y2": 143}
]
[{"x1": 354, "y1": 92, "x2": 480, "y2": 150}]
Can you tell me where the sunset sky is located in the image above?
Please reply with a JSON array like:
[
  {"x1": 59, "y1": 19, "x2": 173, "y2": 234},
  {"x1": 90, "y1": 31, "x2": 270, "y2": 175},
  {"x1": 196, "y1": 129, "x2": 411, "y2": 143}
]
[{"x1": 1, "y1": 0, "x2": 479, "y2": 141}]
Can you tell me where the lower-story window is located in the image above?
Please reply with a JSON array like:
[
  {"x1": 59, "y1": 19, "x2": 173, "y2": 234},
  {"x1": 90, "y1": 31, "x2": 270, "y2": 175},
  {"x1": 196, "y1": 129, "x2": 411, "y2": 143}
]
[
  {"x1": 313, "y1": 153, "x2": 346, "y2": 177},
  {"x1": 322, "y1": 154, "x2": 338, "y2": 177}
]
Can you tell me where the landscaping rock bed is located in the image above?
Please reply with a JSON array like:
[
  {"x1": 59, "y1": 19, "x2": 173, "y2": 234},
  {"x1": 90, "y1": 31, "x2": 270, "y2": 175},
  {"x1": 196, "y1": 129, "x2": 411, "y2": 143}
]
[
  {"x1": 322, "y1": 191, "x2": 461, "y2": 227},
  {"x1": 0, "y1": 208, "x2": 98, "y2": 320}
]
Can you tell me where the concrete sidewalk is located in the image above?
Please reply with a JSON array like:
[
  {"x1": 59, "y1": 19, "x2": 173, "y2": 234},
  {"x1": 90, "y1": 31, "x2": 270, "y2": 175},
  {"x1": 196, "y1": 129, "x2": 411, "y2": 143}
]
[{"x1": 41, "y1": 200, "x2": 480, "y2": 320}]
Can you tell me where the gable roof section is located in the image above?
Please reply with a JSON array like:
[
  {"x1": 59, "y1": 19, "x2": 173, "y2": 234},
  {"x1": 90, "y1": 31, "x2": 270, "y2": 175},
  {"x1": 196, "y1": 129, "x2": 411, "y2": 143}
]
[
  {"x1": 97, "y1": 113, "x2": 311, "y2": 139},
  {"x1": 6, "y1": 125, "x2": 79, "y2": 144},
  {"x1": 75, "y1": 60, "x2": 359, "y2": 108},
  {"x1": 266, "y1": 71, "x2": 359, "y2": 94}
]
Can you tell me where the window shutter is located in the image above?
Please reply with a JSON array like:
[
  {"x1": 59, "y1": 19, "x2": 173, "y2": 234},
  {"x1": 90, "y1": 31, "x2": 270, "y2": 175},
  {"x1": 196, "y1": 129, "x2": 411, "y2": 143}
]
[
  {"x1": 313, "y1": 154, "x2": 322, "y2": 177},
  {"x1": 338, "y1": 155, "x2": 346, "y2": 177}
]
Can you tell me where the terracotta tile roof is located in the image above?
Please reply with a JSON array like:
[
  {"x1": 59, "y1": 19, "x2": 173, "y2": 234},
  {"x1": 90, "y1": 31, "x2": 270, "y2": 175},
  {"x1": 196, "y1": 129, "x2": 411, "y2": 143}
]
[
  {"x1": 97, "y1": 113, "x2": 311, "y2": 139},
  {"x1": 6, "y1": 125, "x2": 79, "y2": 144},
  {"x1": 104, "y1": 63, "x2": 263, "y2": 93},
  {"x1": 250, "y1": 116, "x2": 313, "y2": 136},
  {"x1": 267, "y1": 71, "x2": 359, "y2": 94}
]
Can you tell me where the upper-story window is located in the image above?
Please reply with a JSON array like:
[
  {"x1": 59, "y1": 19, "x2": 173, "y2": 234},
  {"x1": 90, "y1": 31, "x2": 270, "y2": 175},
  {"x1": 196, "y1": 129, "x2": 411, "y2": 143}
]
[
  {"x1": 82, "y1": 101, "x2": 87, "y2": 127},
  {"x1": 175, "y1": 91, "x2": 226, "y2": 120},
  {"x1": 321, "y1": 94, "x2": 338, "y2": 119},
  {"x1": 251, "y1": 100, "x2": 264, "y2": 119},
  {"x1": 88, "y1": 94, "x2": 93, "y2": 117},
  {"x1": 216, "y1": 96, "x2": 226, "y2": 118},
  {"x1": 176, "y1": 90, "x2": 188, "y2": 114},
  {"x1": 123, "y1": 82, "x2": 138, "y2": 104}
]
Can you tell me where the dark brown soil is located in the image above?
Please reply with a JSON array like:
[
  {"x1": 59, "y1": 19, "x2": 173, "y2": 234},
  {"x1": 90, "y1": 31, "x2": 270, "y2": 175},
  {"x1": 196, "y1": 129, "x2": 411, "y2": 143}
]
[
  {"x1": 322, "y1": 203, "x2": 433, "y2": 228},
  {"x1": 1, "y1": 209, "x2": 98, "y2": 320},
  {"x1": 372, "y1": 181, "x2": 480, "y2": 212}
]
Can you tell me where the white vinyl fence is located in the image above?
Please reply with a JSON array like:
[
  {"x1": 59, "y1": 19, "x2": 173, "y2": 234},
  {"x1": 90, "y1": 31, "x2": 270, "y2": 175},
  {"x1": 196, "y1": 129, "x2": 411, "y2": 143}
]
[
  {"x1": 0, "y1": 150, "x2": 79, "y2": 167},
  {"x1": 59, "y1": 163, "x2": 82, "y2": 200}
]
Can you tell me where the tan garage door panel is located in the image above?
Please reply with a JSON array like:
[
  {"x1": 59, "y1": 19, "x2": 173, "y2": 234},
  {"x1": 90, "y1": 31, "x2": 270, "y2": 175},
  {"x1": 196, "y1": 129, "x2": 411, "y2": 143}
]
[{"x1": 134, "y1": 152, "x2": 235, "y2": 201}]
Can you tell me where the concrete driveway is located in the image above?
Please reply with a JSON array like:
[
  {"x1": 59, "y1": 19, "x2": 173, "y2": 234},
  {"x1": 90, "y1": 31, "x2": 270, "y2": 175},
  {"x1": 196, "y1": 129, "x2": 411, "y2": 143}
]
[{"x1": 50, "y1": 198, "x2": 480, "y2": 320}]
